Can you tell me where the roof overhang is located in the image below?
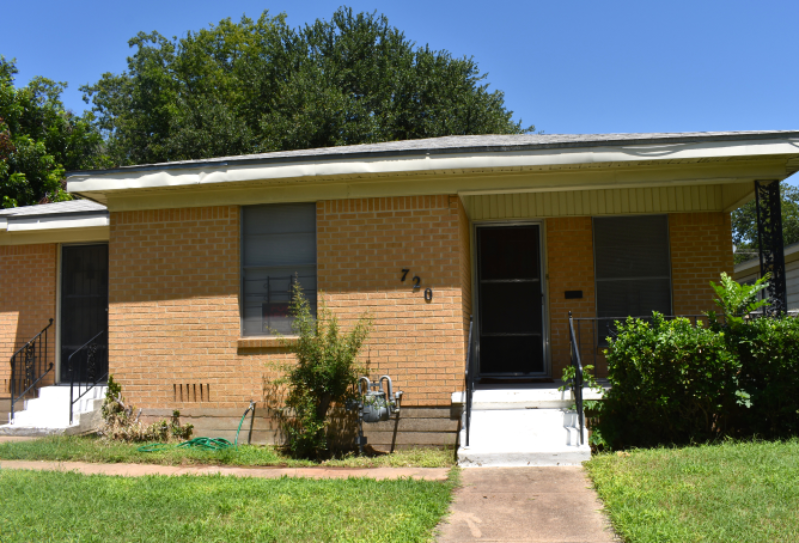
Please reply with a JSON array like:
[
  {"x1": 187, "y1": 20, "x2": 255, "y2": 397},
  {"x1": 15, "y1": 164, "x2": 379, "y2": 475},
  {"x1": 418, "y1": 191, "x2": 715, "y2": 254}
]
[
  {"x1": 0, "y1": 209, "x2": 109, "y2": 246},
  {"x1": 66, "y1": 133, "x2": 799, "y2": 212},
  {"x1": 734, "y1": 242, "x2": 799, "y2": 278}
]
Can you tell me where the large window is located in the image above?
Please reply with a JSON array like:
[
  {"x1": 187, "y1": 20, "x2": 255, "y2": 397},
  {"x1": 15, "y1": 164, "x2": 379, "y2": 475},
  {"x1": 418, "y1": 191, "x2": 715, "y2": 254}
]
[
  {"x1": 594, "y1": 215, "x2": 672, "y2": 319},
  {"x1": 241, "y1": 203, "x2": 317, "y2": 336}
]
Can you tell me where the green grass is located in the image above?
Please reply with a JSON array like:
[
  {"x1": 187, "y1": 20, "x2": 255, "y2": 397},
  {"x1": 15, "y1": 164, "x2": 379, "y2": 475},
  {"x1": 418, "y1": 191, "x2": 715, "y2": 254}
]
[
  {"x1": 0, "y1": 468, "x2": 456, "y2": 543},
  {"x1": 0, "y1": 435, "x2": 454, "y2": 468},
  {"x1": 585, "y1": 439, "x2": 799, "y2": 543}
]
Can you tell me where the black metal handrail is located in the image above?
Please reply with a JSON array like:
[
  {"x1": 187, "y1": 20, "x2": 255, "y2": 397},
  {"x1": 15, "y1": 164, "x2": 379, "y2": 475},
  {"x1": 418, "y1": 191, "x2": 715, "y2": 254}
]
[
  {"x1": 464, "y1": 316, "x2": 474, "y2": 447},
  {"x1": 9, "y1": 319, "x2": 54, "y2": 423},
  {"x1": 68, "y1": 330, "x2": 108, "y2": 425},
  {"x1": 567, "y1": 312, "x2": 585, "y2": 446}
]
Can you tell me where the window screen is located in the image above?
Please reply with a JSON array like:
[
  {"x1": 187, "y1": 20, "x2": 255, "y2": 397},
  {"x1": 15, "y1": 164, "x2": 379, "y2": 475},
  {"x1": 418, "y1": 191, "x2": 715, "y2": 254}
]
[
  {"x1": 594, "y1": 215, "x2": 672, "y2": 319},
  {"x1": 242, "y1": 203, "x2": 317, "y2": 336}
]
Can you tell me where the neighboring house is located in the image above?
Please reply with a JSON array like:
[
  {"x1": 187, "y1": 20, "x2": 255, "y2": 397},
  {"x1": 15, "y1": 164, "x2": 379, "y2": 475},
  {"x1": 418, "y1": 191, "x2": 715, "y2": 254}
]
[
  {"x1": 734, "y1": 241, "x2": 799, "y2": 311},
  {"x1": 2, "y1": 131, "x2": 798, "y2": 463}
]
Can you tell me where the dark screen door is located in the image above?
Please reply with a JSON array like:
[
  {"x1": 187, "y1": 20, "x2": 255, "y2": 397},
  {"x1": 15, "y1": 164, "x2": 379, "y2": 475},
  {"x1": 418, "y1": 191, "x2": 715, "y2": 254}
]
[
  {"x1": 60, "y1": 244, "x2": 108, "y2": 383},
  {"x1": 476, "y1": 225, "x2": 545, "y2": 376}
]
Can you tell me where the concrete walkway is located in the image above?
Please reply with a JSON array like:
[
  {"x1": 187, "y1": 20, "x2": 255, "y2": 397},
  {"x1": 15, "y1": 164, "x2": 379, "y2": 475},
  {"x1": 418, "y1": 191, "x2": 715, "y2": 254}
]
[
  {"x1": 0, "y1": 459, "x2": 449, "y2": 481},
  {"x1": 437, "y1": 467, "x2": 617, "y2": 543},
  {"x1": 0, "y1": 436, "x2": 39, "y2": 444}
]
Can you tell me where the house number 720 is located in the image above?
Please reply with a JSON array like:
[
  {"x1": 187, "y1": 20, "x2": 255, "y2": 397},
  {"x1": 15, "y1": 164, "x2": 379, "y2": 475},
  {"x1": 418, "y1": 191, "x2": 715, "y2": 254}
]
[{"x1": 401, "y1": 269, "x2": 433, "y2": 301}]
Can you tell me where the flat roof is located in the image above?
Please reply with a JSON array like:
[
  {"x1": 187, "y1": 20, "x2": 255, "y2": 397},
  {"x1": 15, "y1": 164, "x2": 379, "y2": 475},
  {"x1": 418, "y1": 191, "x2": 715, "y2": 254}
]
[
  {"x1": 0, "y1": 199, "x2": 107, "y2": 218},
  {"x1": 66, "y1": 131, "x2": 799, "y2": 177}
]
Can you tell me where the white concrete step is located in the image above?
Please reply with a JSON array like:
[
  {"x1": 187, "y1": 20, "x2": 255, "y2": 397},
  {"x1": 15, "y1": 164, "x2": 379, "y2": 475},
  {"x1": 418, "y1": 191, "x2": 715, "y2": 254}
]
[
  {"x1": 452, "y1": 383, "x2": 607, "y2": 410},
  {"x1": 458, "y1": 408, "x2": 591, "y2": 467},
  {"x1": 0, "y1": 385, "x2": 107, "y2": 436}
]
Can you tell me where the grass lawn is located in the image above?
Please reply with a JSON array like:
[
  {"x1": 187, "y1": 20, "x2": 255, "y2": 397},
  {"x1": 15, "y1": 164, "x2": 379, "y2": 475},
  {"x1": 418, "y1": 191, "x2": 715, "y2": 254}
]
[
  {"x1": 0, "y1": 435, "x2": 454, "y2": 468},
  {"x1": 0, "y1": 468, "x2": 456, "y2": 543},
  {"x1": 585, "y1": 438, "x2": 799, "y2": 543}
]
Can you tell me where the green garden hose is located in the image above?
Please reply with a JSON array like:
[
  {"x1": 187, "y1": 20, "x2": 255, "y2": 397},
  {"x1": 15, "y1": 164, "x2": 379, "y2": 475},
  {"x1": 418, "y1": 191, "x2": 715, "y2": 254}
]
[{"x1": 137, "y1": 401, "x2": 255, "y2": 453}]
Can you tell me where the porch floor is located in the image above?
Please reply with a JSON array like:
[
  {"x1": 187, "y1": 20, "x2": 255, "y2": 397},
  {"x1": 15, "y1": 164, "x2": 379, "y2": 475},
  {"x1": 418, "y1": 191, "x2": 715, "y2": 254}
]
[{"x1": 452, "y1": 381, "x2": 608, "y2": 410}]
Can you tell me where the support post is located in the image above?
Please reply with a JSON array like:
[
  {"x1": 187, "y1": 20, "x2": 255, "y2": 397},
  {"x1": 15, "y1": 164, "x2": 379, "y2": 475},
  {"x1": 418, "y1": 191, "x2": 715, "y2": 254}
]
[{"x1": 755, "y1": 180, "x2": 787, "y2": 313}]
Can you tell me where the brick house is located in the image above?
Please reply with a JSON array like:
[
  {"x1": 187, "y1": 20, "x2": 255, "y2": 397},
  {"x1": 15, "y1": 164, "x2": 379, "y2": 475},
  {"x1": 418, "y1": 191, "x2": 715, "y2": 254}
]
[{"x1": 2, "y1": 132, "x2": 797, "y2": 461}]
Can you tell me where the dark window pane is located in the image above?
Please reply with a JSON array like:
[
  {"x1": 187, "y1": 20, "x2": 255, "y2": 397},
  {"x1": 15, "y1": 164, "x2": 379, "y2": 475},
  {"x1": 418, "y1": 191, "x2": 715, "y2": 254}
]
[
  {"x1": 242, "y1": 204, "x2": 316, "y2": 336},
  {"x1": 479, "y1": 336, "x2": 544, "y2": 374},
  {"x1": 596, "y1": 279, "x2": 672, "y2": 319},
  {"x1": 480, "y1": 282, "x2": 541, "y2": 335},
  {"x1": 594, "y1": 216, "x2": 670, "y2": 280},
  {"x1": 479, "y1": 226, "x2": 540, "y2": 280},
  {"x1": 594, "y1": 215, "x2": 672, "y2": 320}
]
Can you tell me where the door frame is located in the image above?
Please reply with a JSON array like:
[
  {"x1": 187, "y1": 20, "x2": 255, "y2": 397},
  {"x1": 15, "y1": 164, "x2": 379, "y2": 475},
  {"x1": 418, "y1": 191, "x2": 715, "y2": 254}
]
[
  {"x1": 471, "y1": 219, "x2": 551, "y2": 379},
  {"x1": 56, "y1": 242, "x2": 110, "y2": 384}
]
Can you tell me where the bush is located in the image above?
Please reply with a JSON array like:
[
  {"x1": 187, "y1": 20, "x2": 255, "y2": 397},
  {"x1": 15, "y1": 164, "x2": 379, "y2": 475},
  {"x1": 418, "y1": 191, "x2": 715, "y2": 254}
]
[
  {"x1": 592, "y1": 273, "x2": 799, "y2": 449},
  {"x1": 101, "y1": 376, "x2": 193, "y2": 443},
  {"x1": 277, "y1": 283, "x2": 371, "y2": 459},
  {"x1": 598, "y1": 314, "x2": 743, "y2": 448},
  {"x1": 734, "y1": 317, "x2": 799, "y2": 438}
]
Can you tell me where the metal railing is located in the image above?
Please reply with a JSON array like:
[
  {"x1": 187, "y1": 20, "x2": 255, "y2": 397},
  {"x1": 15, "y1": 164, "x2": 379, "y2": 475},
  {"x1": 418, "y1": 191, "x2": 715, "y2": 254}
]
[
  {"x1": 68, "y1": 330, "x2": 108, "y2": 425},
  {"x1": 567, "y1": 312, "x2": 585, "y2": 445},
  {"x1": 9, "y1": 319, "x2": 54, "y2": 423},
  {"x1": 464, "y1": 316, "x2": 475, "y2": 447}
]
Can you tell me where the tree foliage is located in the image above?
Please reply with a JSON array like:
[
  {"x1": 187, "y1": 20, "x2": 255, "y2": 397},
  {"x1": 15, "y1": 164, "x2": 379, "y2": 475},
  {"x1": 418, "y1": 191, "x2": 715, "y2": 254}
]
[
  {"x1": 732, "y1": 181, "x2": 799, "y2": 264},
  {"x1": 81, "y1": 8, "x2": 533, "y2": 166},
  {"x1": 0, "y1": 57, "x2": 108, "y2": 208}
]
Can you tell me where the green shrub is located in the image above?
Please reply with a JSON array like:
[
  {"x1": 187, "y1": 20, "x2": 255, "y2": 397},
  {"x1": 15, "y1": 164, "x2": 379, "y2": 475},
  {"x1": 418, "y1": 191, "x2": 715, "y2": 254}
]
[
  {"x1": 278, "y1": 282, "x2": 371, "y2": 459},
  {"x1": 709, "y1": 271, "x2": 770, "y2": 323},
  {"x1": 593, "y1": 272, "x2": 799, "y2": 449},
  {"x1": 733, "y1": 316, "x2": 799, "y2": 438},
  {"x1": 598, "y1": 314, "x2": 743, "y2": 448}
]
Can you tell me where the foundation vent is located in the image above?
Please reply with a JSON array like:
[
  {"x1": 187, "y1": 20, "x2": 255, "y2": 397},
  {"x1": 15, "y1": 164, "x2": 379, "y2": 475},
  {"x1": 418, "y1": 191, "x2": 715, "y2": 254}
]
[{"x1": 174, "y1": 384, "x2": 210, "y2": 402}]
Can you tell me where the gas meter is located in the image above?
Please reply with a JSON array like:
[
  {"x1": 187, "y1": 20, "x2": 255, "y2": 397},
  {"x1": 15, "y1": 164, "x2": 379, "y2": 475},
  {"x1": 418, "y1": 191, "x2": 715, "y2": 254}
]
[{"x1": 346, "y1": 375, "x2": 403, "y2": 454}]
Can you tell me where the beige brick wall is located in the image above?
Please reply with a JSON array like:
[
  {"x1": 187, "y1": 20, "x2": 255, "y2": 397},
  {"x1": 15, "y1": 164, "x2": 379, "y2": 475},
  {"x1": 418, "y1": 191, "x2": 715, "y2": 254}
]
[
  {"x1": 108, "y1": 206, "x2": 268, "y2": 409},
  {"x1": 106, "y1": 204, "x2": 730, "y2": 412},
  {"x1": 545, "y1": 212, "x2": 733, "y2": 378},
  {"x1": 545, "y1": 217, "x2": 598, "y2": 379},
  {"x1": 109, "y1": 195, "x2": 471, "y2": 413},
  {"x1": 458, "y1": 199, "x2": 473, "y2": 362},
  {"x1": 0, "y1": 244, "x2": 57, "y2": 393},
  {"x1": 669, "y1": 212, "x2": 734, "y2": 316},
  {"x1": 317, "y1": 195, "x2": 470, "y2": 407}
]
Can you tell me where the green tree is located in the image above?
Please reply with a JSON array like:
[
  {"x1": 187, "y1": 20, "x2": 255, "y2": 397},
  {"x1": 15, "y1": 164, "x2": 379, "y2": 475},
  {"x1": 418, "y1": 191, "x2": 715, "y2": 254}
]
[
  {"x1": 81, "y1": 8, "x2": 533, "y2": 166},
  {"x1": 732, "y1": 181, "x2": 799, "y2": 264},
  {"x1": 0, "y1": 57, "x2": 108, "y2": 208}
]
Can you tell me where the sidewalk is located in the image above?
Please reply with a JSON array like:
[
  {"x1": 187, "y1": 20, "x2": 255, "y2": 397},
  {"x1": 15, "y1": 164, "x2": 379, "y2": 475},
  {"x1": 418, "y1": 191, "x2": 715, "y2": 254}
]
[
  {"x1": 0, "y1": 459, "x2": 449, "y2": 481},
  {"x1": 437, "y1": 467, "x2": 617, "y2": 543},
  {"x1": 0, "y1": 436, "x2": 39, "y2": 444}
]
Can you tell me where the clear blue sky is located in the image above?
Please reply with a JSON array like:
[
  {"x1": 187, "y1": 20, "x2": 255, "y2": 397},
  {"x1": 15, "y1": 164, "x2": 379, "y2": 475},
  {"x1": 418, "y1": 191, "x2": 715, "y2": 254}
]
[{"x1": 2, "y1": 0, "x2": 798, "y2": 135}]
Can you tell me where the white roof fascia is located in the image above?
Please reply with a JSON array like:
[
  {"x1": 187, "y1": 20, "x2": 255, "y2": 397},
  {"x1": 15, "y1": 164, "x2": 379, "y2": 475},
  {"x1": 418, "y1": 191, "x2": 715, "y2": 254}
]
[
  {"x1": 734, "y1": 242, "x2": 799, "y2": 275},
  {"x1": 6, "y1": 213, "x2": 110, "y2": 232},
  {"x1": 0, "y1": 217, "x2": 7, "y2": 232},
  {"x1": 67, "y1": 137, "x2": 799, "y2": 195}
]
